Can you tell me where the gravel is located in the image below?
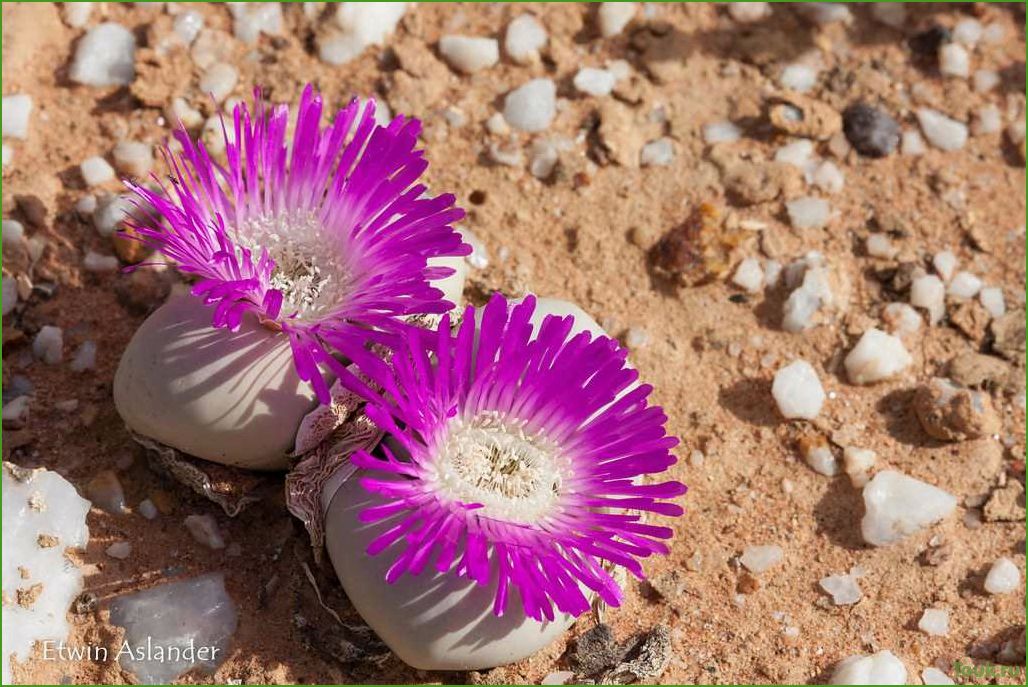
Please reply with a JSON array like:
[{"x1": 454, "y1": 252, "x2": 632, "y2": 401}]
[
  {"x1": 83, "y1": 251, "x2": 119, "y2": 272},
  {"x1": 917, "y1": 108, "x2": 968, "y2": 151},
  {"x1": 199, "y1": 62, "x2": 238, "y2": 102},
  {"x1": 774, "y1": 139, "x2": 814, "y2": 169},
  {"x1": 871, "y1": 4, "x2": 906, "y2": 28},
  {"x1": 918, "y1": 608, "x2": 950, "y2": 636},
  {"x1": 830, "y1": 650, "x2": 906, "y2": 685},
  {"x1": 819, "y1": 570, "x2": 863, "y2": 605},
  {"x1": 574, "y1": 67, "x2": 617, "y2": 97},
  {"x1": 779, "y1": 64, "x2": 818, "y2": 93},
  {"x1": 842, "y1": 446, "x2": 876, "y2": 487},
  {"x1": 184, "y1": 514, "x2": 226, "y2": 550},
  {"x1": 438, "y1": 35, "x2": 499, "y2": 74},
  {"x1": 70, "y1": 341, "x2": 97, "y2": 372},
  {"x1": 62, "y1": 1, "x2": 93, "y2": 28},
  {"x1": 1, "y1": 277, "x2": 16, "y2": 316},
  {"x1": 948, "y1": 271, "x2": 982, "y2": 299},
  {"x1": 901, "y1": 129, "x2": 927, "y2": 156},
  {"x1": 771, "y1": 360, "x2": 825, "y2": 420},
  {"x1": 843, "y1": 103, "x2": 900, "y2": 157},
  {"x1": 979, "y1": 287, "x2": 1005, "y2": 317},
  {"x1": 910, "y1": 273, "x2": 946, "y2": 324},
  {"x1": 812, "y1": 161, "x2": 844, "y2": 194},
  {"x1": 319, "y1": 2, "x2": 407, "y2": 65},
  {"x1": 939, "y1": 43, "x2": 970, "y2": 78},
  {"x1": 503, "y1": 79, "x2": 557, "y2": 132},
  {"x1": 227, "y1": 2, "x2": 282, "y2": 44},
  {"x1": 703, "y1": 121, "x2": 741, "y2": 144},
  {"x1": 953, "y1": 18, "x2": 983, "y2": 46},
  {"x1": 106, "y1": 541, "x2": 132, "y2": 559},
  {"x1": 728, "y1": 3, "x2": 771, "y2": 23},
  {"x1": 597, "y1": 2, "x2": 637, "y2": 37},
  {"x1": 93, "y1": 194, "x2": 133, "y2": 237},
  {"x1": 881, "y1": 302, "x2": 922, "y2": 336},
  {"x1": 731, "y1": 258, "x2": 764, "y2": 293},
  {"x1": 112, "y1": 141, "x2": 153, "y2": 178},
  {"x1": 971, "y1": 104, "x2": 1002, "y2": 135},
  {"x1": 801, "y1": 437, "x2": 838, "y2": 476},
  {"x1": 505, "y1": 14, "x2": 547, "y2": 64},
  {"x1": 973, "y1": 68, "x2": 1000, "y2": 93},
  {"x1": 2, "y1": 219, "x2": 25, "y2": 245},
  {"x1": 921, "y1": 667, "x2": 955, "y2": 685},
  {"x1": 32, "y1": 325, "x2": 64, "y2": 365},
  {"x1": 173, "y1": 10, "x2": 205, "y2": 45},
  {"x1": 983, "y1": 557, "x2": 1020, "y2": 594},
  {"x1": 861, "y1": 470, "x2": 957, "y2": 546},
  {"x1": 865, "y1": 233, "x2": 897, "y2": 259},
  {"x1": 2, "y1": 94, "x2": 32, "y2": 140},
  {"x1": 69, "y1": 22, "x2": 136, "y2": 87},
  {"x1": 786, "y1": 197, "x2": 831, "y2": 230},
  {"x1": 932, "y1": 250, "x2": 958, "y2": 281},
  {"x1": 844, "y1": 328, "x2": 911, "y2": 384},
  {"x1": 80, "y1": 156, "x2": 115, "y2": 186},
  {"x1": 739, "y1": 545, "x2": 783, "y2": 574},
  {"x1": 639, "y1": 138, "x2": 674, "y2": 166}
]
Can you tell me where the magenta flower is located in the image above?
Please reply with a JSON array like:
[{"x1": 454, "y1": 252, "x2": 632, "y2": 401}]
[
  {"x1": 348, "y1": 294, "x2": 686, "y2": 621},
  {"x1": 125, "y1": 85, "x2": 469, "y2": 402}
]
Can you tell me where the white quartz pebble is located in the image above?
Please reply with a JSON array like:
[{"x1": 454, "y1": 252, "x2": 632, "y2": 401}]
[
  {"x1": 574, "y1": 67, "x2": 616, "y2": 97},
  {"x1": 917, "y1": 109, "x2": 968, "y2": 151},
  {"x1": 439, "y1": 36, "x2": 499, "y2": 74},
  {"x1": 861, "y1": 470, "x2": 956, "y2": 546},
  {"x1": 70, "y1": 341, "x2": 97, "y2": 373},
  {"x1": 921, "y1": 667, "x2": 955, "y2": 685},
  {"x1": 772, "y1": 360, "x2": 825, "y2": 420},
  {"x1": 830, "y1": 650, "x2": 907, "y2": 685},
  {"x1": 739, "y1": 545, "x2": 783, "y2": 573},
  {"x1": 503, "y1": 79, "x2": 556, "y2": 133},
  {"x1": 786, "y1": 196, "x2": 830, "y2": 230},
  {"x1": 972, "y1": 104, "x2": 1002, "y2": 135},
  {"x1": 597, "y1": 2, "x2": 637, "y2": 37},
  {"x1": 184, "y1": 514, "x2": 226, "y2": 550},
  {"x1": 227, "y1": 3, "x2": 282, "y2": 44},
  {"x1": 112, "y1": 141, "x2": 153, "y2": 178},
  {"x1": 979, "y1": 287, "x2": 1005, "y2": 318},
  {"x1": 173, "y1": 11, "x2": 205, "y2": 44},
  {"x1": 80, "y1": 156, "x2": 115, "y2": 186},
  {"x1": 728, "y1": 3, "x2": 771, "y2": 23},
  {"x1": 881, "y1": 303, "x2": 921, "y2": 337},
  {"x1": 939, "y1": 43, "x2": 970, "y2": 78},
  {"x1": 844, "y1": 329, "x2": 911, "y2": 384},
  {"x1": 2, "y1": 144, "x2": 11, "y2": 167},
  {"x1": 106, "y1": 541, "x2": 132, "y2": 559},
  {"x1": 505, "y1": 14, "x2": 547, "y2": 64},
  {"x1": 2, "y1": 277, "x2": 16, "y2": 316},
  {"x1": 910, "y1": 274, "x2": 946, "y2": 325},
  {"x1": 199, "y1": 63, "x2": 238, "y2": 103},
  {"x1": 318, "y1": 2, "x2": 407, "y2": 65},
  {"x1": 775, "y1": 139, "x2": 814, "y2": 168},
  {"x1": 2, "y1": 95, "x2": 32, "y2": 140},
  {"x1": 779, "y1": 64, "x2": 818, "y2": 93},
  {"x1": 731, "y1": 258, "x2": 764, "y2": 293},
  {"x1": 819, "y1": 572, "x2": 862, "y2": 605},
  {"x1": 901, "y1": 129, "x2": 926, "y2": 156},
  {"x1": 865, "y1": 233, "x2": 897, "y2": 259},
  {"x1": 138, "y1": 499, "x2": 159, "y2": 520},
  {"x1": 973, "y1": 69, "x2": 1000, "y2": 93},
  {"x1": 703, "y1": 120, "x2": 741, "y2": 144},
  {"x1": 639, "y1": 137, "x2": 674, "y2": 166},
  {"x1": 932, "y1": 251, "x2": 958, "y2": 281},
  {"x1": 62, "y1": 1, "x2": 94, "y2": 28},
  {"x1": 83, "y1": 251, "x2": 120, "y2": 272},
  {"x1": 32, "y1": 326, "x2": 64, "y2": 365},
  {"x1": 803, "y1": 442, "x2": 838, "y2": 477},
  {"x1": 69, "y1": 22, "x2": 137, "y2": 87},
  {"x1": 947, "y1": 271, "x2": 981, "y2": 299},
  {"x1": 953, "y1": 18, "x2": 983, "y2": 46},
  {"x1": 983, "y1": 557, "x2": 1020, "y2": 594},
  {"x1": 843, "y1": 446, "x2": 876, "y2": 487},
  {"x1": 918, "y1": 608, "x2": 949, "y2": 637},
  {"x1": 2, "y1": 219, "x2": 25, "y2": 245},
  {"x1": 812, "y1": 161, "x2": 844, "y2": 194},
  {"x1": 871, "y1": 3, "x2": 905, "y2": 28}
]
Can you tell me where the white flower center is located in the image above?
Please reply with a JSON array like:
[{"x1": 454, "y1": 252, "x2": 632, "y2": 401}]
[
  {"x1": 238, "y1": 211, "x2": 354, "y2": 321},
  {"x1": 432, "y1": 411, "x2": 565, "y2": 524}
]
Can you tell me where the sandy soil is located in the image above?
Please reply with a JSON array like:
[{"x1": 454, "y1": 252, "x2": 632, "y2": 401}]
[{"x1": 2, "y1": 2, "x2": 1025, "y2": 685}]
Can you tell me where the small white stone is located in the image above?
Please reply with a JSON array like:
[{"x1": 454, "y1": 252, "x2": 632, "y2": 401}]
[
  {"x1": 983, "y1": 557, "x2": 1020, "y2": 594},
  {"x1": 703, "y1": 120, "x2": 741, "y2": 144},
  {"x1": 917, "y1": 109, "x2": 968, "y2": 151},
  {"x1": 982, "y1": 22, "x2": 1005, "y2": 43},
  {"x1": 199, "y1": 63, "x2": 238, "y2": 103},
  {"x1": 597, "y1": 2, "x2": 637, "y2": 37},
  {"x1": 70, "y1": 341, "x2": 97, "y2": 373},
  {"x1": 971, "y1": 104, "x2": 1002, "y2": 135},
  {"x1": 921, "y1": 667, "x2": 955, "y2": 685},
  {"x1": 948, "y1": 271, "x2": 981, "y2": 299},
  {"x1": 803, "y1": 442, "x2": 838, "y2": 477},
  {"x1": 438, "y1": 35, "x2": 499, "y2": 74},
  {"x1": 1008, "y1": 120, "x2": 1027, "y2": 145},
  {"x1": 503, "y1": 79, "x2": 556, "y2": 133},
  {"x1": 624, "y1": 327, "x2": 649, "y2": 350},
  {"x1": 69, "y1": 22, "x2": 136, "y2": 87},
  {"x1": 918, "y1": 608, "x2": 949, "y2": 637},
  {"x1": 830, "y1": 650, "x2": 907, "y2": 685},
  {"x1": 881, "y1": 303, "x2": 922, "y2": 337},
  {"x1": 106, "y1": 541, "x2": 132, "y2": 559},
  {"x1": 728, "y1": 3, "x2": 771, "y2": 23},
  {"x1": 80, "y1": 156, "x2": 115, "y2": 186},
  {"x1": 910, "y1": 274, "x2": 946, "y2": 325},
  {"x1": 62, "y1": 2, "x2": 94, "y2": 28},
  {"x1": 112, "y1": 141, "x2": 153, "y2": 178},
  {"x1": 2, "y1": 144, "x2": 11, "y2": 167},
  {"x1": 173, "y1": 11, "x2": 205, "y2": 45},
  {"x1": 202, "y1": 116, "x2": 227, "y2": 155},
  {"x1": 606, "y1": 59, "x2": 632, "y2": 81},
  {"x1": 774, "y1": 139, "x2": 814, "y2": 169},
  {"x1": 844, "y1": 328, "x2": 911, "y2": 385},
  {"x1": 184, "y1": 514, "x2": 226, "y2": 550},
  {"x1": 861, "y1": 470, "x2": 956, "y2": 546},
  {"x1": 786, "y1": 196, "x2": 831, "y2": 230},
  {"x1": 973, "y1": 69, "x2": 1000, "y2": 93},
  {"x1": 932, "y1": 251, "x2": 958, "y2": 281},
  {"x1": 227, "y1": 2, "x2": 283, "y2": 44},
  {"x1": 782, "y1": 287, "x2": 820, "y2": 333},
  {"x1": 812, "y1": 161, "x2": 844, "y2": 194},
  {"x1": 541, "y1": 671, "x2": 575, "y2": 686},
  {"x1": 739, "y1": 544, "x2": 783, "y2": 574},
  {"x1": 528, "y1": 140, "x2": 559, "y2": 180},
  {"x1": 800, "y1": 3, "x2": 852, "y2": 26},
  {"x1": 505, "y1": 14, "x2": 547, "y2": 65},
  {"x1": 487, "y1": 141, "x2": 524, "y2": 167},
  {"x1": 939, "y1": 43, "x2": 970, "y2": 78},
  {"x1": 979, "y1": 287, "x2": 1005, "y2": 318},
  {"x1": 83, "y1": 251, "x2": 119, "y2": 273},
  {"x1": 772, "y1": 360, "x2": 825, "y2": 420},
  {"x1": 2, "y1": 219, "x2": 25, "y2": 245},
  {"x1": 166, "y1": 97, "x2": 204, "y2": 129},
  {"x1": 731, "y1": 258, "x2": 764, "y2": 293},
  {"x1": 640, "y1": 137, "x2": 674, "y2": 166},
  {"x1": 901, "y1": 129, "x2": 926, "y2": 156},
  {"x1": 865, "y1": 233, "x2": 897, "y2": 259},
  {"x1": 574, "y1": 67, "x2": 616, "y2": 97},
  {"x1": 2, "y1": 277, "x2": 17, "y2": 316},
  {"x1": 819, "y1": 572, "x2": 862, "y2": 605},
  {"x1": 318, "y1": 2, "x2": 407, "y2": 65},
  {"x1": 137, "y1": 499, "x2": 159, "y2": 520},
  {"x1": 871, "y1": 3, "x2": 905, "y2": 28},
  {"x1": 485, "y1": 112, "x2": 509, "y2": 136},
  {"x1": 779, "y1": 64, "x2": 818, "y2": 93},
  {"x1": 763, "y1": 259, "x2": 782, "y2": 287},
  {"x1": 2, "y1": 95, "x2": 32, "y2": 140},
  {"x1": 32, "y1": 326, "x2": 64, "y2": 365},
  {"x1": 843, "y1": 446, "x2": 876, "y2": 487},
  {"x1": 953, "y1": 18, "x2": 983, "y2": 46},
  {"x1": 93, "y1": 194, "x2": 133, "y2": 237}
]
